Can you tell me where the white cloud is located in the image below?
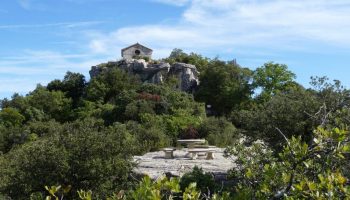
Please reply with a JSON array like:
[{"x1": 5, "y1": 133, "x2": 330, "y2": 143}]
[
  {"x1": 0, "y1": 50, "x2": 108, "y2": 97},
  {"x1": 0, "y1": 78, "x2": 38, "y2": 93},
  {"x1": 86, "y1": 0, "x2": 350, "y2": 59},
  {"x1": 0, "y1": 50, "x2": 108, "y2": 74},
  {"x1": 4, "y1": 0, "x2": 350, "y2": 98},
  {"x1": 0, "y1": 49, "x2": 111, "y2": 98},
  {"x1": 182, "y1": 0, "x2": 350, "y2": 45}
]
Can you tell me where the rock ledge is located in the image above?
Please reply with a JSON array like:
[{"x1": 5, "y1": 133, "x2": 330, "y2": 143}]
[{"x1": 132, "y1": 148, "x2": 235, "y2": 181}]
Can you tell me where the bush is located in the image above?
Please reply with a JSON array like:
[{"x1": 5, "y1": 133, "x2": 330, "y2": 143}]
[
  {"x1": 126, "y1": 121, "x2": 170, "y2": 153},
  {"x1": 180, "y1": 125, "x2": 199, "y2": 139},
  {"x1": 225, "y1": 127, "x2": 350, "y2": 199},
  {"x1": 132, "y1": 55, "x2": 150, "y2": 62},
  {"x1": 0, "y1": 119, "x2": 138, "y2": 199},
  {"x1": 198, "y1": 117, "x2": 238, "y2": 147},
  {"x1": 180, "y1": 166, "x2": 219, "y2": 197},
  {"x1": 0, "y1": 138, "x2": 69, "y2": 200}
]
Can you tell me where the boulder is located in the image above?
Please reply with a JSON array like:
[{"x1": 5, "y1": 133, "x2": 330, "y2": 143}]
[{"x1": 131, "y1": 59, "x2": 148, "y2": 72}]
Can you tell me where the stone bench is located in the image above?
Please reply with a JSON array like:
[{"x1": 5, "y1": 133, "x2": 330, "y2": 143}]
[
  {"x1": 187, "y1": 148, "x2": 215, "y2": 160},
  {"x1": 163, "y1": 148, "x2": 176, "y2": 159},
  {"x1": 190, "y1": 145, "x2": 216, "y2": 157}
]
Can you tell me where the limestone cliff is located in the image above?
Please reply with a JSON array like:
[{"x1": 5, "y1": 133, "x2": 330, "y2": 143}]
[{"x1": 89, "y1": 59, "x2": 200, "y2": 93}]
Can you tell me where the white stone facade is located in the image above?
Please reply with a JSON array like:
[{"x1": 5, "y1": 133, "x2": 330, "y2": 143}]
[{"x1": 121, "y1": 43, "x2": 153, "y2": 59}]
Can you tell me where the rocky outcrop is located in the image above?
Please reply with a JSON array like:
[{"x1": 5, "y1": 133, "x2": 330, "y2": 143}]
[
  {"x1": 89, "y1": 59, "x2": 199, "y2": 93},
  {"x1": 170, "y1": 63, "x2": 199, "y2": 93}
]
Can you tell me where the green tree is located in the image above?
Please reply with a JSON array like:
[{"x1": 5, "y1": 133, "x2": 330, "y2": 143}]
[
  {"x1": 195, "y1": 60, "x2": 252, "y2": 116},
  {"x1": 253, "y1": 62, "x2": 296, "y2": 101},
  {"x1": 231, "y1": 85, "x2": 319, "y2": 149},
  {"x1": 0, "y1": 107, "x2": 25, "y2": 127},
  {"x1": 27, "y1": 85, "x2": 72, "y2": 122},
  {"x1": 48, "y1": 72, "x2": 86, "y2": 107},
  {"x1": 309, "y1": 76, "x2": 350, "y2": 127},
  {"x1": 164, "y1": 49, "x2": 210, "y2": 72},
  {"x1": 86, "y1": 68, "x2": 141, "y2": 103},
  {"x1": 0, "y1": 93, "x2": 29, "y2": 113}
]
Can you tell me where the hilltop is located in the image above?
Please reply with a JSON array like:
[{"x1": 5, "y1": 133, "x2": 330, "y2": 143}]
[{"x1": 89, "y1": 58, "x2": 200, "y2": 93}]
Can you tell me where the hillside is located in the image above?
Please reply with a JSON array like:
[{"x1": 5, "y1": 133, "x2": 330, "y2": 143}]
[{"x1": 0, "y1": 49, "x2": 349, "y2": 199}]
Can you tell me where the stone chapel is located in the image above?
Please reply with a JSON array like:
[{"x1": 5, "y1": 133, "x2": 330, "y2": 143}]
[{"x1": 121, "y1": 43, "x2": 153, "y2": 59}]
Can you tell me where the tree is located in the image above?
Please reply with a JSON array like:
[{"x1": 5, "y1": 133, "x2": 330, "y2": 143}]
[
  {"x1": 0, "y1": 93, "x2": 29, "y2": 113},
  {"x1": 0, "y1": 107, "x2": 25, "y2": 127},
  {"x1": 47, "y1": 79, "x2": 63, "y2": 91},
  {"x1": 86, "y1": 68, "x2": 141, "y2": 103},
  {"x1": 28, "y1": 85, "x2": 72, "y2": 122},
  {"x1": 164, "y1": 49, "x2": 210, "y2": 72},
  {"x1": 47, "y1": 72, "x2": 86, "y2": 108},
  {"x1": 195, "y1": 60, "x2": 253, "y2": 116},
  {"x1": 253, "y1": 62, "x2": 296, "y2": 101},
  {"x1": 309, "y1": 76, "x2": 350, "y2": 127},
  {"x1": 231, "y1": 85, "x2": 319, "y2": 149},
  {"x1": 62, "y1": 72, "x2": 86, "y2": 107}
]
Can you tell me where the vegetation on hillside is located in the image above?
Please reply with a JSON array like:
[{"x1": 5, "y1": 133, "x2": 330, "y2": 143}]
[{"x1": 0, "y1": 49, "x2": 349, "y2": 199}]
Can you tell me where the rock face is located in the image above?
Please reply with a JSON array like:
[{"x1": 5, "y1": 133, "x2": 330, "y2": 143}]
[
  {"x1": 89, "y1": 59, "x2": 199, "y2": 93},
  {"x1": 170, "y1": 63, "x2": 199, "y2": 93},
  {"x1": 132, "y1": 148, "x2": 235, "y2": 181}
]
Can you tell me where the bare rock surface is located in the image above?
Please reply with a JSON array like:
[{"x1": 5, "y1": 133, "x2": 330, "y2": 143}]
[
  {"x1": 169, "y1": 62, "x2": 199, "y2": 92},
  {"x1": 132, "y1": 148, "x2": 235, "y2": 180}
]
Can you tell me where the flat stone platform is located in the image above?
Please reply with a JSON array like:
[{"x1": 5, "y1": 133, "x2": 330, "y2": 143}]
[{"x1": 133, "y1": 148, "x2": 235, "y2": 180}]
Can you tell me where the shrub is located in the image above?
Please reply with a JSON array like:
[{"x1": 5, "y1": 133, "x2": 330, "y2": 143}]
[
  {"x1": 180, "y1": 125, "x2": 199, "y2": 139},
  {"x1": 0, "y1": 119, "x2": 138, "y2": 199},
  {"x1": 179, "y1": 166, "x2": 218, "y2": 197},
  {"x1": 225, "y1": 127, "x2": 350, "y2": 199},
  {"x1": 198, "y1": 117, "x2": 238, "y2": 147},
  {"x1": 126, "y1": 121, "x2": 170, "y2": 153}
]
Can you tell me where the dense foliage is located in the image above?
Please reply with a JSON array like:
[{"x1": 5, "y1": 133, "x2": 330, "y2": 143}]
[
  {"x1": 0, "y1": 49, "x2": 349, "y2": 199},
  {"x1": 226, "y1": 127, "x2": 350, "y2": 199}
]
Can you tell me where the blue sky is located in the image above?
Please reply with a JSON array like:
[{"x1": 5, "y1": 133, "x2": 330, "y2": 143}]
[{"x1": 1, "y1": 0, "x2": 350, "y2": 99}]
